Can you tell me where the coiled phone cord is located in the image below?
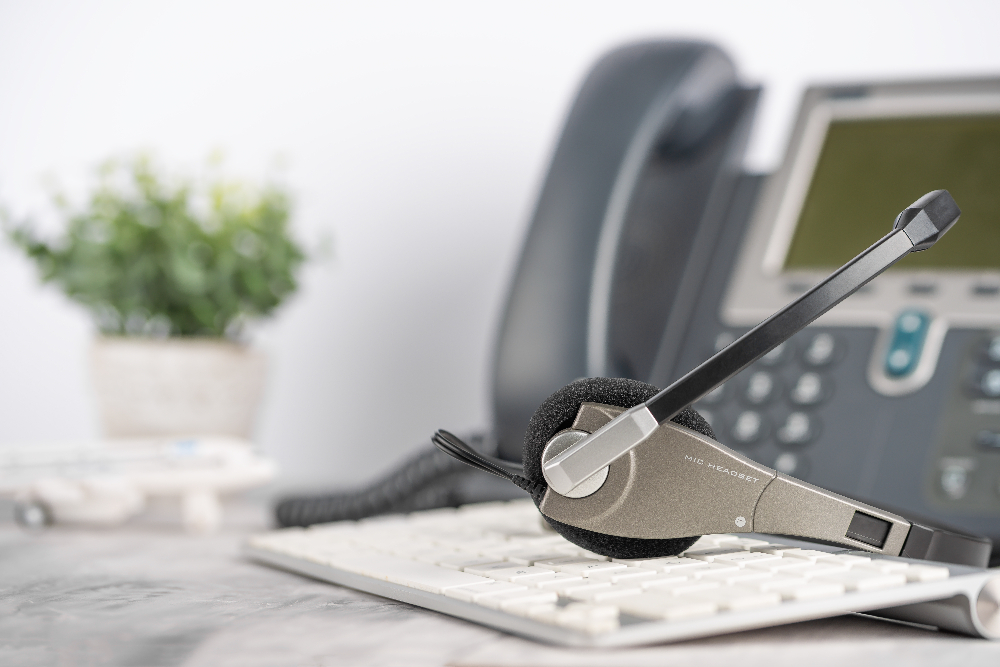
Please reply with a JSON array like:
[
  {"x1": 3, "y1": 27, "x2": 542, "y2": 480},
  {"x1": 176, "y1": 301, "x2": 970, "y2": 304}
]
[{"x1": 275, "y1": 435, "x2": 519, "y2": 527}]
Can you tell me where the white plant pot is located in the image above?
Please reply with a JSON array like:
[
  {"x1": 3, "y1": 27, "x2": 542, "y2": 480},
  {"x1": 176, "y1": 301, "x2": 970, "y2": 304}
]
[{"x1": 91, "y1": 337, "x2": 267, "y2": 438}]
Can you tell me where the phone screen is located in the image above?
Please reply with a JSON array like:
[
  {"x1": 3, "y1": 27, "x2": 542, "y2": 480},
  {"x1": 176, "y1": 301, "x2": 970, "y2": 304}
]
[{"x1": 785, "y1": 114, "x2": 1000, "y2": 271}]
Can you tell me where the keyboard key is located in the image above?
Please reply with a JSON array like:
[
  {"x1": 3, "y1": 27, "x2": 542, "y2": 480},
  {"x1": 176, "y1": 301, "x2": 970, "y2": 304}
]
[
  {"x1": 799, "y1": 563, "x2": 852, "y2": 579},
  {"x1": 458, "y1": 561, "x2": 510, "y2": 576},
  {"x1": 680, "y1": 585, "x2": 781, "y2": 611},
  {"x1": 611, "y1": 557, "x2": 660, "y2": 567},
  {"x1": 464, "y1": 563, "x2": 555, "y2": 581},
  {"x1": 553, "y1": 561, "x2": 628, "y2": 577},
  {"x1": 410, "y1": 548, "x2": 466, "y2": 564},
  {"x1": 707, "y1": 551, "x2": 783, "y2": 566},
  {"x1": 654, "y1": 558, "x2": 712, "y2": 574},
  {"x1": 515, "y1": 534, "x2": 576, "y2": 547},
  {"x1": 551, "y1": 610, "x2": 621, "y2": 634},
  {"x1": 732, "y1": 538, "x2": 771, "y2": 548},
  {"x1": 534, "y1": 574, "x2": 585, "y2": 588},
  {"x1": 562, "y1": 602, "x2": 619, "y2": 619},
  {"x1": 769, "y1": 581, "x2": 845, "y2": 601},
  {"x1": 587, "y1": 568, "x2": 658, "y2": 584},
  {"x1": 699, "y1": 568, "x2": 774, "y2": 585},
  {"x1": 754, "y1": 575, "x2": 808, "y2": 591},
  {"x1": 301, "y1": 545, "x2": 355, "y2": 565},
  {"x1": 616, "y1": 592, "x2": 718, "y2": 620},
  {"x1": 857, "y1": 560, "x2": 911, "y2": 574},
  {"x1": 460, "y1": 538, "x2": 518, "y2": 554},
  {"x1": 690, "y1": 563, "x2": 741, "y2": 578},
  {"x1": 745, "y1": 559, "x2": 814, "y2": 574},
  {"x1": 445, "y1": 581, "x2": 527, "y2": 602},
  {"x1": 423, "y1": 532, "x2": 477, "y2": 547},
  {"x1": 748, "y1": 544, "x2": 796, "y2": 554},
  {"x1": 655, "y1": 579, "x2": 721, "y2": 595},
  {"x1": 534, "y1": 556, "x2": 599, "y2": 567},
  {"x1": 687, "y1": 535, "x2": 737, "y2": 550},
  {"x1": 329, "y1": 550, "x2": 494, "y2": 594},
  {"x1": 904, "y1": 564, "x2": 950, "y2": 582},
  {"x1": 640, "y1": 574, "x2": 690, "y2": 589},
  {"x1": 814, "y1": 570, "x2": 906, "y2": 592},
  {"x1": 508, "y1": 601, "x2": 558, "y2": 618},
  {"x1": 542, "y1": 580, "x2": 612, "y2": 596},
  {"x1": 779, "y1": 549, "x2": 839, "y2": 562},
  {"x1": 513, "y1": 572, "x2": 575, "y2": 587},
  {"x1": 480, "y1": 543, "x2": 542, "y2": 560},
  {"x1": 568, "y1": 584, "x2": 644, "y2": 602},
  {"x1": 502, "y1": 550, "x2": 578, "y2": 565},
  {"x1": 827, "y1": 554, "x2": 871, "y2": 566},
  {"x1": 483, "y1": 528, "x2": 546, "y2": 541},
  {"x1": 683, "y1": 547, "x2": 746, "y2": 561},
  {"x1": 437, "y1": 555, "x2": 505, "y2": 571},
  {"x1": 615, "y1": 556, "x2": 708, "y2": 573},
  {"x1": 478, "y1": 589, "x2": 558, "y2": 610}
]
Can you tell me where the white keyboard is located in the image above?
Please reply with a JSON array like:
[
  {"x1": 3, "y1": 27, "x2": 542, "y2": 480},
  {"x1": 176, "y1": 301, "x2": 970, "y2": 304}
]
[{"x1": 246, "y1": 499, "x2": 1000, "y2": 646}]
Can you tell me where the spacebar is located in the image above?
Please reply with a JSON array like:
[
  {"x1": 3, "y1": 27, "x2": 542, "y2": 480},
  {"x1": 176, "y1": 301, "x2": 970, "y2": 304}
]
[{"x1": 327, "y1": 550, "x2": 492, "y2": 594}]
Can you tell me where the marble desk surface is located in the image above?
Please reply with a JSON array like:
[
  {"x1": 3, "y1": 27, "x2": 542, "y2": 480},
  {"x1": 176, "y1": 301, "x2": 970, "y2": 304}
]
[{"x1": 1, "y1": 501, "x2": 999, "y2": 667}]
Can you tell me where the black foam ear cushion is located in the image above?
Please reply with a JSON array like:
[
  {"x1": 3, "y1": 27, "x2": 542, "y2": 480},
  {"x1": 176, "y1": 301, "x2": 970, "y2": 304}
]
[{"x1": 523, "y1": 377, "x2": 716, "y2": 559}]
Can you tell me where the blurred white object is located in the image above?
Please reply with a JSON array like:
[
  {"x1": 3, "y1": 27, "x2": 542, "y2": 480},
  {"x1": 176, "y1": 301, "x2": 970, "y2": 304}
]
[
  {"x1": 0, "y1": 437, "x2": 275, "y2": 533},
  {"x1": 91, "y1": 338, "x2": 267, "y2": 439}
]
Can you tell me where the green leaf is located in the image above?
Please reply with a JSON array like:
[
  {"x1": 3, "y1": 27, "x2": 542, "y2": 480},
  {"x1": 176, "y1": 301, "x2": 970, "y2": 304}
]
[{"x1": 3, "y1": 154, "x2": 306, "y2": 338}]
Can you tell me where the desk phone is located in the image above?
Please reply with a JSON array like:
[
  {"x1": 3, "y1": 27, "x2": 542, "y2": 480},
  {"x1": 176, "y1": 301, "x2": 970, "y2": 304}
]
[{"x1": 279, "y1": 43, "x2": 1000, "y2": 560}]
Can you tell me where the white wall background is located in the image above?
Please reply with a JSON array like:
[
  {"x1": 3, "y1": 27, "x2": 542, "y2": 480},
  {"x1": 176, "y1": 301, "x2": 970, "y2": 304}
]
[{"x1": 1, "y1": 0, "x2": 999, "y2": 494}]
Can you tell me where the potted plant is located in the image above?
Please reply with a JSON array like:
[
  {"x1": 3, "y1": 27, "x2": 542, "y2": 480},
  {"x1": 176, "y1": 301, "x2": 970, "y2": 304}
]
[{"x1": 5, "y1": 155, "x2": 305, "y2": 438}]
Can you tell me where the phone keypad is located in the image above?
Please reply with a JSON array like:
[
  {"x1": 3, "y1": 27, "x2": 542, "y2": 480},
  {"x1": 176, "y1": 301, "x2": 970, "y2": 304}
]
[{"x1": 694, "y1": 330, "x2": 842, "y2": 481}]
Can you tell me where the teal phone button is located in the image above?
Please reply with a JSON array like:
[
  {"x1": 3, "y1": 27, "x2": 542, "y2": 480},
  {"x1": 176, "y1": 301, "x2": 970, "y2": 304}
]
[{"x1": 885, "y1": 310, "x2": 930, "y2": 377}]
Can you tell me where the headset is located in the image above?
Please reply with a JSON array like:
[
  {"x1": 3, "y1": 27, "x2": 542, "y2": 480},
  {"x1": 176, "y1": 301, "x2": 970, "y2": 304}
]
[{"x1": 434, "y1": 189, "x2": 994, "y2": 568}]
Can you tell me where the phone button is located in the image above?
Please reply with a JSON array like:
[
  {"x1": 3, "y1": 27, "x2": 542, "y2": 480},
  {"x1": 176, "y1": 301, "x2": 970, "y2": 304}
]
[
  {"x1": 744, "y1": 372, "x2": 777, "y2": 405},
  {"x1": 979, "y1": 369, "x2": 1000, "y2": 398},
  {"x1": 700, "y1": 383, "x2": 727, "y2": 405},
  {"x1": 774, "y1": 452, "x2": 809, "y2": 478},
  {"x1": 884, "y1": 310, "x2": 930, "y2": 377},
  {"x1": 803, "y1": 333, "x2": 838, "y2": 366},
  {"x1": 940, "y1": 464, "x2": 971, "y2": 500},
  {"x1": 789, "y1": 372, "x2": 827, "y2": 406},
  {"x1": 731, "y1": 411, "x2": 766, "y2": 445},
  {"x1": 987, "y1": 335, "x2": 1000, "y2": 363},
  {"x1": 938, "y1": 457, "x2": 976, "y2": 500},
  {"x1": 775, "y1": 412, "x2": 819, "y2": 446},
  {"x1": 759, "y1": 341, "x2": 790, "y2": 366},
  {"x1": 975, "y1": 430, "x2": 1000, "y2": 450}
]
